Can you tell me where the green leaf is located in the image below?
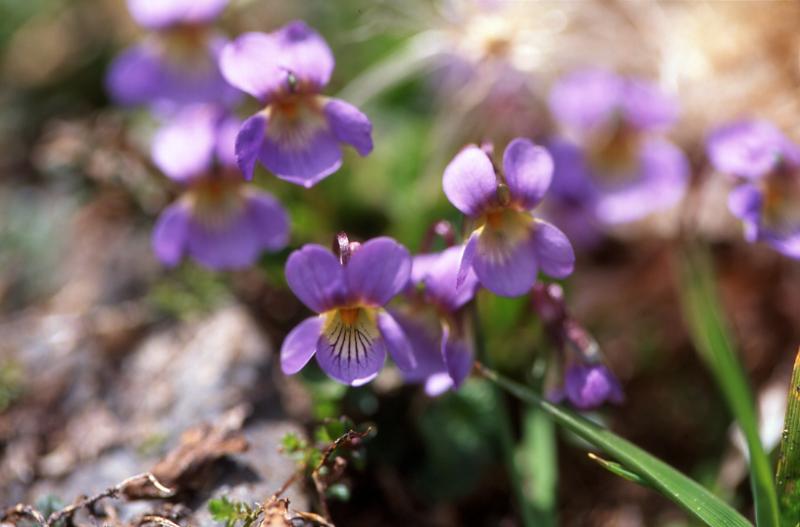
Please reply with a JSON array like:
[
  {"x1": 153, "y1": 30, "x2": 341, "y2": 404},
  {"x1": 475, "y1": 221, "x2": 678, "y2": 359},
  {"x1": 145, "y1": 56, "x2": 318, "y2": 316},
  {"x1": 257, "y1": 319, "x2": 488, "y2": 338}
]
[
  {"x1": 280, "y1": 432, "x2": 303, "y2": 453},
  {"x1": 777, "y1": 348, "x2": 800, "y2": 527},
  {"x1": 208, "y1": 497, "x2": 235, "y2": 522},
  {"x1": 477, "y1": 365, "x2": 753, "y2": 527},
  {"x1": 678, "y1": 248, "x2": 780, "y2": 527}
]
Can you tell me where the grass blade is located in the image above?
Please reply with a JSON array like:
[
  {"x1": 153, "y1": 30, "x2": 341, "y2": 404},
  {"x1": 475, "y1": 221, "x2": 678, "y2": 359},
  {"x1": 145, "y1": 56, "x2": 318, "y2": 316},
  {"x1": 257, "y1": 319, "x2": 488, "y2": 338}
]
[
  {"x1": 477, "y1": 363, "x2": 753, "y2": 527},
  {"x1": 776, "y1": 348, "x2": 800, "y2": 526},
  {"x1": 678, "y1": 248, "x2": 780, "y2": 527}
]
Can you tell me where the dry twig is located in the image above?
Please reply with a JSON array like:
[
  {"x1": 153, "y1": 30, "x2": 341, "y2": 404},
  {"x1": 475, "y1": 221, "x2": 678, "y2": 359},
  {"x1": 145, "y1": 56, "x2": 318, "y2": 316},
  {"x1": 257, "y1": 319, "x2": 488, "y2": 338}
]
[{"x1": 0, "y1": 472, "x2": 173, "y2": 527}]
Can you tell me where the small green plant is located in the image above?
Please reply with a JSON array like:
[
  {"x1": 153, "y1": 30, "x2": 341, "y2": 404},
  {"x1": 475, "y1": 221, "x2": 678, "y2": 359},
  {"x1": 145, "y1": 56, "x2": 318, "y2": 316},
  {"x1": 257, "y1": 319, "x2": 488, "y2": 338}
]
[{"x1": 208, "y1": 496, "x2": 261, "y2": 527}]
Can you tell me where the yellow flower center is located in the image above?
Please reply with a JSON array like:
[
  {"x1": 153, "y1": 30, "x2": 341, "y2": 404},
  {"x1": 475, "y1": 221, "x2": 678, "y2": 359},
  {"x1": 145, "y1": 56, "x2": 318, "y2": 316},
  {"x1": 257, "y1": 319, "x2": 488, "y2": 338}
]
[
  {"x1": 587, "y1": 119, "x2": 641, "y2": 182},
  {"x1": 477, "y1": 208, "x2": 534, "y2": 263},
  {"x1": 321, "y1": 306, "x2": 381, "y2": 364},
  {"x1": 761, "y1": 167, "x2": 800, "y2": 231},
  {"x1": 264, "y1": 95, "x2": 327, "y2": 149}
]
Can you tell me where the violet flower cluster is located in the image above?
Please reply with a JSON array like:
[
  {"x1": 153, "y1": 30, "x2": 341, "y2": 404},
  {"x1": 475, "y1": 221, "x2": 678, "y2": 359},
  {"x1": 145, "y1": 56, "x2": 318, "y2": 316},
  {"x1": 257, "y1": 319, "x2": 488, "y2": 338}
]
[
  {"x1": 280, "y1": 136, "x2": 584, "y2": 403},
  {"x1": 107, "y1": 1, "x2": 374, "y2": 270},
  {"x1": 108, "y1": 4, "x2": 628, "y2": 408},
  {"x1": 707, "y1": 120, "x2": 800, "y2": 259}
]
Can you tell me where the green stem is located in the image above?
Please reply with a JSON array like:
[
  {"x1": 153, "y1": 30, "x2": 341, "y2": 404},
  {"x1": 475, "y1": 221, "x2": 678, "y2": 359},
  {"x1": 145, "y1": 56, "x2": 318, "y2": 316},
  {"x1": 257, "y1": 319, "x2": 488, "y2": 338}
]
[{"x1": 471, "y1": 305, "x2": 537, "y2": 527}]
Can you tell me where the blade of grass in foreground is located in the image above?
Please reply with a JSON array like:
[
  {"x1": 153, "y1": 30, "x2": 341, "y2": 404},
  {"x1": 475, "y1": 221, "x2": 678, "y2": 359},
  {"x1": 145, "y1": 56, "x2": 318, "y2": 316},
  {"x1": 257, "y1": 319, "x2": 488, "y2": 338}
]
[
  {"x1": 476, "y1": 363, "x2": 753, "y2": 527},
  {"x1": 776, "y1": 348, "x2": 800, "y2": 526},
  {"x1": 678, "y1": 248, "x2": 780, "y2": 527}
]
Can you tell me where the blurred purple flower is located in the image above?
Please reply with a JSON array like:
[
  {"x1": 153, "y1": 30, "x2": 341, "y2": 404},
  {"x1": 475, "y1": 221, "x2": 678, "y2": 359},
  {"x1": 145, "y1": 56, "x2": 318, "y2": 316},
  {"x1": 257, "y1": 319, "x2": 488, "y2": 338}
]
[
  {"x1": 443, "y1": 138, "x2": 575, "y2": 297},
  {"x1": 151, "y1": 106, "x2": 289, "y2": 270},
  {"x1": 106, "y1": 0, "x2": 238, "y2": 109},
  {"x1": 395, "y1": 245, "x2": 480, "y2": 395},
  {"x1": 280, "y1": 238, "x2": 417, "y2": 385},
  {"x1": 547, "y1": 70, "x2": 689, "y2": 225},
  {"x1": 707, "y1": 119, "x2": 800, "y2": 259},
  {"x1": 562, "y1": 364, "x2": 624, "y2": 410},
  {"x1": 219, "y1": 21, "x2": 373, "y2": 187}
]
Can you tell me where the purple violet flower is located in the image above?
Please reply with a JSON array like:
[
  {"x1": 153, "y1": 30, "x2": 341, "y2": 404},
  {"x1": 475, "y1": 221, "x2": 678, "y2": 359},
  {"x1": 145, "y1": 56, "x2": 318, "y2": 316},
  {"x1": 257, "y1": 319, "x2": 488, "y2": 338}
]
[
  {"x1": 106, "y1": 0, "x2": 238, "y2": 109},
  {"x1": 280, "y1": 237, "x2": 417, "y2": 386},
  {"x1": 548, "y1": 69, "x2": 689, "y2": 225},
  {"x1": 219, "y1": 21, "x2": 374, "y2": 187},
  {"x1": 151, "y1": 105, "x2": 289, "y2": 270},
  {"x1": 443, "y1": 138, "x2": 575, "y2": 297},
  {"x1": 707, "y1": 120, "x2": 800, "y2": 259},
  {"x1": 395, "y1": 245, "x2": 480, "y2": 395},
  {"x1": 563, "y1": 364, "x2": 624, "y2": 410}
]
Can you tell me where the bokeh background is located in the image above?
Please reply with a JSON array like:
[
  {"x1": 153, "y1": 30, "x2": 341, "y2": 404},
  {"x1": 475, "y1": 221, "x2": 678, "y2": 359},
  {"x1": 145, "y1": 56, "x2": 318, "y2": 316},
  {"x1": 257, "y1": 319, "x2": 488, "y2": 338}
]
[{"x1": 1, "y1": 1, "x2": 800, "y2": 525}]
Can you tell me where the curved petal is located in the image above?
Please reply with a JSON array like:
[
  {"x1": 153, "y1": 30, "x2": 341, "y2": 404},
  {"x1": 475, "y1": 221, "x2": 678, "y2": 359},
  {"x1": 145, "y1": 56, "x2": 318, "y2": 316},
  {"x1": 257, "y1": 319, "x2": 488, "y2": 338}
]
[
  {"x1": 594, "y1": 138, "x2": 689, "y2": 224},
  {"x1": 727, "y1": 183, "x2": 763, "y2": 222},
  {"x1": 441, "y1": 325, "x2": 474, "y2": 389},
  {"x1": 316, "y1": 315, "x2": 386, "y2": 386},
  {"x1": 220, "y1": 22, "x2": 333, "y2": 101},
  {"x1": 243, "y1": 189, "x2": 290, "y2": 251},
  {"x1": 215, "y1": 113, "x2": 242, "y2": 168},
  {"x1": 272, "y1": 21, "x2": 335, "y2": 92},
  {"x1": 619, "y1": 76, "x2": 678, "y2": 130},
  {"x1": 391, "y1": 310, "x2": 445, "y2": 383},
  {"x1": 547, "y1": 139, "x2": 598, "y2": 203},
  {"x1": 531, "y1": 220, "x2": 575, "y2": 279},
  {"x1": 285, "y1": 244, "x2": 346, "y2": 313},
  {"x1": 707, "y1": 120, "x2": 794, "y2": 180},
  {"x1": 377, "y1": 311, "x2": 416, "y2": 372},
  {"x1": 235, "y1": 113, "x2": 267, "y2": 181},
  {"x1": 152, "y1": 201, "x2": 191, "y2": 267},
  {"x1": 502, "y1": 138, "x2": 553, "y2": 209},
  {"x1": 415, "y1": 245, "x2": 479, "y2": 311},
  {"x1": 550, "y1": 69, "x2": 675, "y2": 134},
  {"x1": 550, "y1": 69, "x2": 622, "y2": 133},
  {"x1": 280, "y1": 316, "x2": 323, "y2": 375},
  {"x1": 457, "y1": 230, "x2": 479, "y2": 290},
  {"x1": 220, "y1": 32, "x2": 281, "y2": 100},
  {"x1": 152, "y1": 106, "x2": 217, "y2": 181},
  {"x1": 127, "y1": 0, "x2": 228, "y2": 29},
  {"x1": 766, "y1": 230, "x2": 800, "y2": 260},
  {"x1": 473, "y1": 226, "x2": 538, "y2": 297},
  {"x1": 442, "y1": 145, "x2": 497, "y2": 217},
  {"x1": 259, "y1": 125, "x2": 343, "y2": 188},
  {"x1": 106, "y1": 44, "x2": 162, "y2": 106},
  {"x1": 184, "y1": 212, "x2": 263, "y2": 270},
  {"x1": 324, "y1": 98, "x2": 373, "y2": 156},
  {"x1": 346, "y1": 237, "x2": 411, "y2": 306},
  {"x1": 108, "y1": 39, "x2": 237, "y2": 108}
]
